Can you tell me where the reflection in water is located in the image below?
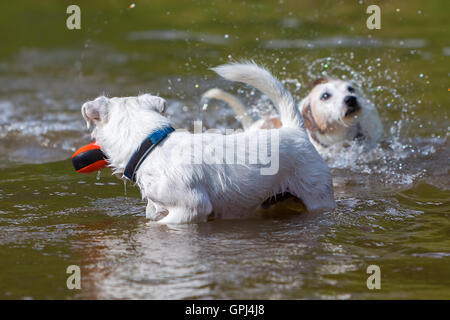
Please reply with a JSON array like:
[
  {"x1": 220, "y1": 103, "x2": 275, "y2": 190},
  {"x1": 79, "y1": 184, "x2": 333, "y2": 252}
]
[
  {"x1": 81, "y1": 213, "x2": 339, "y2": 299},
  {"x1": 74, "y1": 187, "x2": 448, "y2": 299}
]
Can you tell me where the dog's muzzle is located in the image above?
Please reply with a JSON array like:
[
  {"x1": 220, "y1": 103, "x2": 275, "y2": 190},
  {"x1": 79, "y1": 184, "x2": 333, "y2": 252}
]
[{"x1": 344, "y1": 95, "x2": 361, "y2": 117}]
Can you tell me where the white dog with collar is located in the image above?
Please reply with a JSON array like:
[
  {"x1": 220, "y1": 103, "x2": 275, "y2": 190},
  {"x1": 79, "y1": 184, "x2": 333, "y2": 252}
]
[{"x1": 81, "y1": 62, "x2": 336, "y2": 223}]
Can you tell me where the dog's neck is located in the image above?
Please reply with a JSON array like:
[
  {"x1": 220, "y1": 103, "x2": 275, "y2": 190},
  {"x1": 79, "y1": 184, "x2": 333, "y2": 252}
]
[
  {"x1": 95, "y1": 112, "x2": 172, "y2": 175},
  {"x1": 124, "y1": 126, "x2": 175, "y2": 182},
  {"x1": 309, "y1": 131, "x2": 330, "y2": 148}
]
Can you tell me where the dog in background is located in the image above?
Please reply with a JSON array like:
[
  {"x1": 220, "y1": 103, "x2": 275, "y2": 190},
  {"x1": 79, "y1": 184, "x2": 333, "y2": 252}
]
[{"x1": 203, "y1": 77, "x2": 382, "y2": 153}]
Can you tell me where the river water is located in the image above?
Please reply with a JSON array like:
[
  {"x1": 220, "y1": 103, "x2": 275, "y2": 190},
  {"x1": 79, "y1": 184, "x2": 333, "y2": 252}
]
[{"x1": 0, "y1": 0, "x2": 449, "y2": 299}]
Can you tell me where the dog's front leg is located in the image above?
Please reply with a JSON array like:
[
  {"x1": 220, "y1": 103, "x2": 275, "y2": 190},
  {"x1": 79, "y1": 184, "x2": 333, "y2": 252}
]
[
  {"x1": 157, "y1": 206, "x2": 210, "y2": 224},
  {"x1": 157, "y1": 188, "x2": 213, "y2": 224},
  {"x1": 146, "y1": 200, "x2": 168, "y2": 221}
]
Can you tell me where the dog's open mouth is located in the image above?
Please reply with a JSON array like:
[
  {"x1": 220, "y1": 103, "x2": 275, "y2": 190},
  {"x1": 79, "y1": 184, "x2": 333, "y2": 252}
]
[{"x1": 344, "y1": 103, "x2": 361, "y2": 117}]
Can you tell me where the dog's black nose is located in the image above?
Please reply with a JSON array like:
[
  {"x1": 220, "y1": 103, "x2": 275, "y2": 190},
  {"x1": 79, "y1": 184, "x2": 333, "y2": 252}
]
[
  {"x1": 344, "y1": 95, "x2": 360, "y2": 116},
  {"x1": 344, "y1": 95, "x2": 357, "y2": 107}
]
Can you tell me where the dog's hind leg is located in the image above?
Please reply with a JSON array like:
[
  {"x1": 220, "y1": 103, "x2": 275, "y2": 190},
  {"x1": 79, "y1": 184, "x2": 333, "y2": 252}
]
[{"x1": 286, "y1": 171, "x2": 336, "y2": 213}]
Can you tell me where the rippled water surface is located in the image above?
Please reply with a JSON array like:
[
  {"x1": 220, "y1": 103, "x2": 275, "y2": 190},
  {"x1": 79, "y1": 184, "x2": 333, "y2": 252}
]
[{"x1": 0, "y1": 0, "x2": 449, "y2": 299}]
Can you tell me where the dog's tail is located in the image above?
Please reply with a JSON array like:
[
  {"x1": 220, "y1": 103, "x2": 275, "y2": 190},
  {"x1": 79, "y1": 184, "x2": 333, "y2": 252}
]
[
  {"x1": 202, "y1": 88, "x2": 253, "y2": 129},
  {"x1": 211, "y1": 61, "x2": 302, "y2": 129}
]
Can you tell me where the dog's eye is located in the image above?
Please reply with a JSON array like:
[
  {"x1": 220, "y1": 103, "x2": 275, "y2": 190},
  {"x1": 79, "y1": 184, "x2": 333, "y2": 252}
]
[
  {"x1": 321, "y1": 92, "x2": 331, "y2": 100},
  {"x1": 348, "y1": 86, "x2": 355, "y2": 93}
]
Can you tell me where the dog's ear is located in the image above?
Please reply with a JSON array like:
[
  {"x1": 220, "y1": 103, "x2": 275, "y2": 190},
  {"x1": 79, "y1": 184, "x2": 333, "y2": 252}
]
[
  {"x1": 139, "y1": 94, "x2": 168, "y2": 114},
  {"x1": 154, "y1": 97, "x2": 168, "y2": 114},
  {"x1": 307, "y1": 78, "x2": 330, "y2": 88},
  {"x1": 300, "y1": 98, "x2": 320, "y2": 133},
  {"x1": 81, "y1": 96, "x2": 109, "y2": 128}
]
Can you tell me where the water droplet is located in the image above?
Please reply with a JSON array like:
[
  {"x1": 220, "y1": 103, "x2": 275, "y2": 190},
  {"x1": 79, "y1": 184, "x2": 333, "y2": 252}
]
[{"x1": 224, "y1": 34, "x2": 229, "y2": 39}]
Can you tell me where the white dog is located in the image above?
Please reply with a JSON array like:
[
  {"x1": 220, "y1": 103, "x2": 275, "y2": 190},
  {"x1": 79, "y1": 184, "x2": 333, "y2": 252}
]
[
  {"x1": 81, "y1": 62, "x2": 336, "y2": 224},
  {"x1": 203, "y1": 78, "x2": 382, "y2": 153}
]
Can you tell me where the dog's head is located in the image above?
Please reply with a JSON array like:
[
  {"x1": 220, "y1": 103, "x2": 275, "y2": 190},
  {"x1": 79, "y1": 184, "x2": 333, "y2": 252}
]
[
  {"x1": 81, "y1": 94, "x2": 171, "y2": 172},
  {"x1": 300, "y1": 78, "x2": 363, "y2": 146}
]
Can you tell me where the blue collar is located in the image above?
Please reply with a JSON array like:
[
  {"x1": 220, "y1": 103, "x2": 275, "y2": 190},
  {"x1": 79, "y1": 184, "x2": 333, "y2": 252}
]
[{"x1": 124, "y1": 126, "x2": 175, "y2": 182}]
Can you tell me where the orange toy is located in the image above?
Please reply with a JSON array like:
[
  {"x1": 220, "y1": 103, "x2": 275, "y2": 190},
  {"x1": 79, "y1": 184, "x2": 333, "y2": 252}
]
[{"x1": 72, "y1": 142, "x2": 108, "y2": 173}]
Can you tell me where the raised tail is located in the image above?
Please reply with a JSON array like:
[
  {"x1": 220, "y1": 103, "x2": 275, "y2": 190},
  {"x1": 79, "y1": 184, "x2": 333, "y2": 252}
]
[
  {"x1": 211, "y1": 61, "x2": 303, "y2": 129},
  {"x1": 202, "y1": 88, "x2": 253, "y2": 129}
]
